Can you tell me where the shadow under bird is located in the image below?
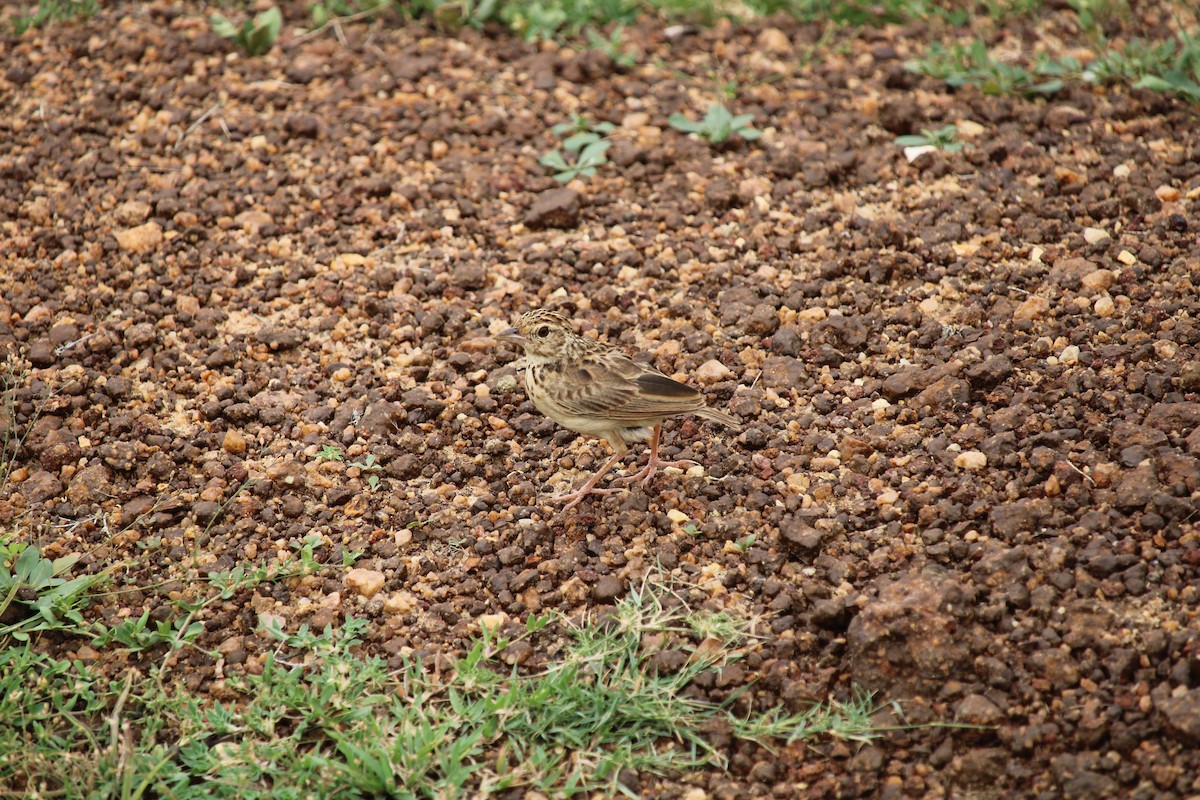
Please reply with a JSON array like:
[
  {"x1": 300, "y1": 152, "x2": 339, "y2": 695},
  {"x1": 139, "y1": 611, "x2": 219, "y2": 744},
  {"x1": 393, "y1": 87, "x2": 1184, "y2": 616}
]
[{"x1": 498, "y1": 309, "x2": 742, "y2": 511}]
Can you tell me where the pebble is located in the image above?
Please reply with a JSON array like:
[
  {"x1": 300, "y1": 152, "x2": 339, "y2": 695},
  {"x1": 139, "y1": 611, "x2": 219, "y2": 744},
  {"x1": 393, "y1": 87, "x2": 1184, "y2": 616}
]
[
  {"x1": 756, "y1": 27, "x2": 790, "y2": 53},
  {"x1": 1080, "y1": 269, "x2": 1115, "y2": 291},
  {"x1": 524, "y1": 187, "x2": 581, "y2": 230},
  {"x1": 477, "y1": 613, "x2": 508, "y2": 632},
  {"x1": 222, "y1": 429, "x2": 247, "y2": 454},
  {"x1": 115, "y1": 200, "x2": 152, "y2": 225},
  {"x1": 384, "y1": 591, "x2": 417, "y2": 613},
  {"x1": 591, "y1": 575, "x2": 624, "y2": 603},
  {"x1": 1094, "y1": 295, "x2": 1115, "y2": 317},
  {"x1": 1157, "y1": 689, "x2": 1200, "y2": 744},
  {"x1": 1082, "y1": 227, "x2": 1110, "y2": 245},
  {"x1": 955, "y1": 450, "x2": 987, "y2": 470},
  {"x1": 695, "y1": 359, "x2": 732, "y2": 383},
  {"x1": 1155, "y1": 185, "x2": 1181, "y2": 202},
  {"x1": 345, "y1": 568, "x2": 386, "y2": 599},
  {"x1": 114, "y1": 221, "x2": 163, "y2": 253},
  {"x1": 1013, "y1": 295, "x2": 1050, "y2": 321}
]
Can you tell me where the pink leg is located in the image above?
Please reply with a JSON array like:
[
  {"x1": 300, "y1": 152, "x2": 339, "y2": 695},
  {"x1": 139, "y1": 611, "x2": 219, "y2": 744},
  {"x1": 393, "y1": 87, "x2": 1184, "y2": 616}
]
[
  {"x1": 614, "y1": 425, "x2": 699, "y2": 488},
  {"x1": 552, "y1": 450, "x2": 628, "y2": 512}
]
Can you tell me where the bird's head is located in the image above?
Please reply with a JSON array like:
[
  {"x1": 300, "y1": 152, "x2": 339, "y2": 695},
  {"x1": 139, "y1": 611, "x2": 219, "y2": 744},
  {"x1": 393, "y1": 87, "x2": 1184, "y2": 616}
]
[{"x1": 498, "y1": 309, "x2": 577, "y2": 360}]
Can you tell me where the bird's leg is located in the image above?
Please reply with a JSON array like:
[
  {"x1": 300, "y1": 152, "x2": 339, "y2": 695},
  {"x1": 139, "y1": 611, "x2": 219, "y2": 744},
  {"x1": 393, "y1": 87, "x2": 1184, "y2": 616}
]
[
  {"x1": 614, "y1": 425, "x2": 699, "y2": 488},
  {"x1": 552, "y1": 450, "x2": 628, "y2": 511}
]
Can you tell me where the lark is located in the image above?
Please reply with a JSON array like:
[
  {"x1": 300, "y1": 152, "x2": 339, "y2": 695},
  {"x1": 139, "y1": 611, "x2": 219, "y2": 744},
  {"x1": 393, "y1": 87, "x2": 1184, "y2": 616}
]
[{"x1": 498, "y1": 309, "x2": 742, "y2": 511}]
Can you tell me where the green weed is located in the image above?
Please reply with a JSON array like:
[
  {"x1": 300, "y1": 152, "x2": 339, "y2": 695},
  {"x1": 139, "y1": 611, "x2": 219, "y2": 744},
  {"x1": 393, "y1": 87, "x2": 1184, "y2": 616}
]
[
  {"x1": 669, "y1": 103, "x2": 762, "y2": 145},
  {"x1": 905, "y1": 40, "x2": 1064, "y2": 96},
  {"x1": 540, "y1": 115, "x2": 617, "y2": 182},
  {"x1": 0, "y1": 542, "x2": 106, "y2": 642},
  {"x1": 0, "y1": 574, "x2": 909, "y2": 797},
  {"x1": 895, "y1": 123, "x2": 964, "y2": 152},
  {"x1": 10, "y1": 0, "x2": 96, "y2": 34},
  {"x1": 210, "y1": 5, "x2": 283, "y2": 56}
]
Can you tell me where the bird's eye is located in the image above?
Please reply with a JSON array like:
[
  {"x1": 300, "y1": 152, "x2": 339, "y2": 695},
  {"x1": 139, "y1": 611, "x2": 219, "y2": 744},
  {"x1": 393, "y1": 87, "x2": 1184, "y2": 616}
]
[{"x1": 536, "y1": 326, "x2": 550, "y2": 338}]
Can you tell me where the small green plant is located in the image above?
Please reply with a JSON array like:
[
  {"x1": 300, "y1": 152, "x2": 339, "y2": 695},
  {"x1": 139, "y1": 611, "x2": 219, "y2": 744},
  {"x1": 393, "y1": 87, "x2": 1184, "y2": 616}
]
[
  {"x1": 540, "y1": 114, "x2": 617, "y2": 182},
  {"x1": 584, "y1": 24, "x2": 637, "y2": 68},
  {"x1": 733, "y1": 533, "x2": 758, "y2": 552},
  {"x1": 0, "y1": 543, "x2": 105, "y2": 641},
  {"x1": 316, "y1": 444, "x2": 345, "y2": 462},
  {"x1": 10, "y1": 0, "x2": 97, "y2": 34},
  {"x1": 349, "y1": 453, "x2": 383, "y2": 491},
  {"x1": 895, "y1": 123, "x2": 964, "y2": 152},
  {"x1": 1065, "y1": 0, "x2": 1128, "y2": 36},
  {"x1": 210, "y1": 5, "x2": 283, "y2": 56},
  {"x1": 90, "y1": 610, "x2": 204, "y2": 653},
  {"x1": 551, "y1": 114, "x2": 617, "y2": 153},
  {"x1": 669, "y1": 103, "x2": 762, "y2": 145},
  {"x1": 905, "y1": 40, "x2": 1064, "y2": 96},
  {"x1": 501, "y1": 0, "x2": 638, "y2": 42},
  {"x1": 348, "y1": 453, "x2": 382, "y2": 472},
  {"x1": 539, "y1": 139, "x2": 610, "y2": 182},
  {"x1": 1132, "y1": 29, "x2": 1200, "y2": 102}
]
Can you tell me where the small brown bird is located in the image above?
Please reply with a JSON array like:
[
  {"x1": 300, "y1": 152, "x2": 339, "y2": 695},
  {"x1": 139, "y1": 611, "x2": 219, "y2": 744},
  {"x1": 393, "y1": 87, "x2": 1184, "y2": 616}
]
[{"x1": 499, "y1": 309, "x2": 742, "y2": 511}]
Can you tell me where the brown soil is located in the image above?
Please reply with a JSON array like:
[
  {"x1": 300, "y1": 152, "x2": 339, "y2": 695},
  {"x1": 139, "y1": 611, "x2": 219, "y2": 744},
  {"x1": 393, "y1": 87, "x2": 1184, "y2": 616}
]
[{"x1": 3, "y1": 3, "x2": 1200, "y2": 798}]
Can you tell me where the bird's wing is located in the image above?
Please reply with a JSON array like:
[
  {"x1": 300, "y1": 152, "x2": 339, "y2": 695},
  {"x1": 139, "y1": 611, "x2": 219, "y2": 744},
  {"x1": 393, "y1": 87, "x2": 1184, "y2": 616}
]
[{"x1": 553, "y1": 351, "x2": 704, "y2": 424}]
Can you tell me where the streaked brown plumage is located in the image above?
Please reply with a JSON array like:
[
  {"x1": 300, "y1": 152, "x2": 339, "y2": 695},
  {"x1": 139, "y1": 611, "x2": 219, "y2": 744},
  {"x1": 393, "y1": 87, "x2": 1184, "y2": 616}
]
[{"x1": 499, "y1": 309, "x2": 742, "y2": 511}]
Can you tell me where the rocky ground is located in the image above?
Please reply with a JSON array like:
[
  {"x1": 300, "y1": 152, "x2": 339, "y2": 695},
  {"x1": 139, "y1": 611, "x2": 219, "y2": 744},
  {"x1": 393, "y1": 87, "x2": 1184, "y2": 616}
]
[{"x1": 2, "y1": 2, "x2": 1200, "y2": 797}]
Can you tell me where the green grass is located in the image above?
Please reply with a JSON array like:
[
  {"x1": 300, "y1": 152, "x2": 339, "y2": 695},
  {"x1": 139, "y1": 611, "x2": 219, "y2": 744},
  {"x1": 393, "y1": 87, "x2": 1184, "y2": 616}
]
[
  {"x1": 0, "y1": 563, "x2": 907, "y2": 798},
  {"x1": 8, "y1": 0, "x2": 96, "y2": 34},
  {"x1": 905, "y1": 4, "x2": 1200, "y2": 103}
]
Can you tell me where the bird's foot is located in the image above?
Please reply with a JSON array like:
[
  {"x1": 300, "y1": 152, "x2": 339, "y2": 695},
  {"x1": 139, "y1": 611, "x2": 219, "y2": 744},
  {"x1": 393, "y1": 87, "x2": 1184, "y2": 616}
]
[
  {"x1": 553, "y1": 485, "x2": 626, "y2": 512},
  {"x1": 613, "y1": 457, "x2": 700, "y2": 488}
]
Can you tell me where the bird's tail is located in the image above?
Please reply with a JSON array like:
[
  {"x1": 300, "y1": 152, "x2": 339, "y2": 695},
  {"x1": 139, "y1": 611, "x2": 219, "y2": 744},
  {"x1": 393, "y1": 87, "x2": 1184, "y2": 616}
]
[{"x1": 696, "y1": 407, "x2": 743, "y2": 432}]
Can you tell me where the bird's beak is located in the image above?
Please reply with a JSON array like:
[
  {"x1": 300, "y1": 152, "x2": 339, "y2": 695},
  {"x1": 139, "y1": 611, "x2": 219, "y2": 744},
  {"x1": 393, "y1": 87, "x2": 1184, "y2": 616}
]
[{"x1": 498, "y1": 327, "x2": 526, "y2": 345}]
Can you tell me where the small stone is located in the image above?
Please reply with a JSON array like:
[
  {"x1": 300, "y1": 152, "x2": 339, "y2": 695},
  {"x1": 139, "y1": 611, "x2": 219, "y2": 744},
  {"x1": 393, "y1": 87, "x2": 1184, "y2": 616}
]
[
  {"x1": 696, "y1": 359, "x2": 732, "y2": 383},
  {"x1": 1112, "y1": 164, "x2": 1131, "y2": 178},
  {"x1": 956, "y1": 693, "x2": 1003, "y2": 725},
  {"x1": 478, "y1": 613, "x2": 509, "y2": 633},
  {"x1": 756, "y1": 27, "x2": 790, "y2": 53},
  {"x1": 1082, "y1": 227, "x2": 1110, "y2": 245},
  {"x1": 1116, "y1": 250, "x2": 1137, "y2": 265},
  {"x1": 114, "y1": 221, "x2": 163, "y2": 253},
  {"x1": 384, "y1": 591, "x2": 417, "y2": 613},
  {"x1": 1155, "y1": 185, "x2": 1181, "y2": 202},
  {"x1": 21, "y1": 470, "x2": 63, "y2": 503},
  {"x1": 1094, "y1": 295, "x2": 1115, "y2": 317},
  {"x1": 222, "y1": 429, "x2": 247, "y2": 455},
  {"x1": 1013, "y1": 295, "x2": 1050, "y2": 321},
  {"x1": 114, "y1": 200, "x2": 152, "y2": 226},
  {"x1": 67, "y1": 463, "x2": 112, "y2": 505},
  {"x1": 524, "y1": 187, "x2": 580, "y2": 230},
  {"x1": 345, "y1": 568, "x2": 386, "y2": 599},
  {"x1": 1159, "y1": 689, "x2": 1200, "y2": 744},
  {"x1": 667, "y1": 509, "x2": 689, "y2": 524},
  {"x1": 622, "y1": 112, "x2": 650, "y2": 129},
  {"x1": 28, "y1": 340, "x2": 54, "y2": 367},
  {"x1": 955, "y1": 450, "x2": 987, "y2": 470},
  {"x1": 1059, "y1": 345, "x2": 1080, "y2": 364},
  {"x1": 591, "y1": 575, "x2": 623, "y2": 603},
  {"x1": 956, "y1": 119, "x2": 985, "y2": 137},
  {"x1": 1080, "y1": 269, "x2": 1115, "y2": 291}
]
